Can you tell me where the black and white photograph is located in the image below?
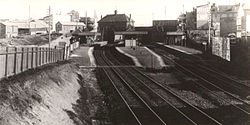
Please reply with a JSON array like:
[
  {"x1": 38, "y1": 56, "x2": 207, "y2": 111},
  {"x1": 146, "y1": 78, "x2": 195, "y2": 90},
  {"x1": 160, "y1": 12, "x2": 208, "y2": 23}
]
[{"x1": 0, "y1": 0, "x2": 250, "y2": 124}]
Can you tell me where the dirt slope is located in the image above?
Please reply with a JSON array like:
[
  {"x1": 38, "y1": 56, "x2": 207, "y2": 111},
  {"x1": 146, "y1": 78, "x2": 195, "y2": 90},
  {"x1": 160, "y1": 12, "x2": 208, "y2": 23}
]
[{"x1": 0, "y1": 61, "x2": 106, "y2": 125}]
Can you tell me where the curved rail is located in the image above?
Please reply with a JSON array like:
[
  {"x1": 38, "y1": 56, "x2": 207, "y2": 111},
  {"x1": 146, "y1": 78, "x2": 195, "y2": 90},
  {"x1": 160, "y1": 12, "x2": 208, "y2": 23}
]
[
  {"x1": 102, "y1": 46, "x2": 222, "y2": 125},
  {"x1": 148, "y1": 45, "x2": 250, "y2": 115}
]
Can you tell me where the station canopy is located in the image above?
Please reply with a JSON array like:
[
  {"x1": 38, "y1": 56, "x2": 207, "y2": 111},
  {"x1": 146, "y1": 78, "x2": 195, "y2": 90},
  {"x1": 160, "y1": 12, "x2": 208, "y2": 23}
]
[
  {"x1": 77, "y1": 32, "x2": 101, "y2": 36},
  {"x1": 166, "y1": 32, "x2": 185, "y2": 36},
  {"x1": 114, "y1": 31, "x2": 148, "y2": 35}
]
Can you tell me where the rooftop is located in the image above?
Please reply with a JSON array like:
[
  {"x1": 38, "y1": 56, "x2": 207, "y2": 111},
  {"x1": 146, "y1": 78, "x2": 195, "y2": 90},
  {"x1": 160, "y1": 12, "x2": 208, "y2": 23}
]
[
  {"x1": 1, "y1": 20, "x2": 48, "y2": 28},
  {"x1": 57, "y1": 21, "x2": 85, "y2": 26},
  {"x1": 98, "y1": 11, "x2": 133, "y2": 23}
]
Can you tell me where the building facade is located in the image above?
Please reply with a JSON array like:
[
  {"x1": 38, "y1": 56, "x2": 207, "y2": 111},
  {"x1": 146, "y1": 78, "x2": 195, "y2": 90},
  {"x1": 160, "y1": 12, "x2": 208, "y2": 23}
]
[
  {"x1": 68, "y1": 10, "x2": 80, "y2": 22},
  {"x1": 0, "y1": 22, "x2": 18, "y2": 38},
  {"x1": 197, "y1": 3, "x2": 211, "y2": 30},
  {"x1": 42, "y1": 15, "x2": 53, "y2": 31},
  {"x1": 98, "y1": 10, "x2": 134, "y2": 42},
  {"x1": 153, "y1": 20, "x2": 178, "y2": 32},
  {"x1": 79, "y1": 17, "x2": 95, "y2": 31},
  {"x1": 56, "y1": 21, "x2": 85, "y2": 34}
]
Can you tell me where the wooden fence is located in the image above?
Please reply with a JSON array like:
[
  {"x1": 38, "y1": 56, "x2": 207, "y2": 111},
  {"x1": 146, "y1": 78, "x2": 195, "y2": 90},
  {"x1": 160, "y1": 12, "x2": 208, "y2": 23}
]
[{"x1": 0, "y1": 42, "x2": 79, "y2": 79}]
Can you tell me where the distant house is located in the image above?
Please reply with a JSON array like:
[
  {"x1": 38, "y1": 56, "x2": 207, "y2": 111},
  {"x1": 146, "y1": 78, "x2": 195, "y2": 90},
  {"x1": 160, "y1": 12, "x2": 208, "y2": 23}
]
[
  {"x1": 67, "y1": 10, "x2": 80, "y2": 22},
  {"x1": 97, "y1": 10, "x2": 134, "y2": 42},
  {"x1": 55, "y1": 21, "x2": 85, "y2": 34},
  {"x1": 42, "y1": 15, "x2": 53, "y2": 31},
  {"x1": 152, "y1": 20, "x2": 178, "y2": 42},
  {"x1": 153, "y1": 20, "x2": 178, "y2": 32},
  {"x1": 196, "y1": 3, "x2": 211, "y2": 30},
  {"x1": 210, "y1": 3, "x2": 250, "y2": 37},
  {"x1": 211, "y1": 4, "x2": 240, "y2": 37},
  {"x1": 16, "y1": 20, "x2": 49, "y2": 35},
  {"x1": 0, "y1": 22, "x2": 18, "y2": 38}
]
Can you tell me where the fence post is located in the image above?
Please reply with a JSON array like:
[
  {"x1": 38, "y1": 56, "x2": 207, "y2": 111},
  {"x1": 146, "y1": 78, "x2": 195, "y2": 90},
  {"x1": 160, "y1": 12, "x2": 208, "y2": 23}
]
[
  {"x1": 21, "y1": 48, "x2": 24, "y2": 72},
  {"x1": 54, "y1": 46, "x2": 57, "y2": 62},
  {"x1": 39, "y1": 48, "x2": 41, "y2": 66},
  {"x1": 26, "y1": 48, "x2": 29, "y2": 69},
  {"x1": 36, "y1": 47, "x2": 38, "y2": 68},
  {"x1": 50, "y1": 48, "x2": 52, "y2": 63},
  {"x1": 59, "y1": 48, "x2": 61, "y2": 61},
  {"x1": 31, "y1": 47, "x2": 34, "y2": 68},
  {"x1": 5, "y1": 47, "x2": 8, "y2": 77},
  {"x1": 66, "y1": 46, "x2": 68, "y2": 60},
  {"x1": 63, "y1": 45, "x2": 65, "y2": 60},
  {"x1": 48, "y1": 47, "x2": 50, "y2": 63},
  {"x1": 41, "y1": 48, "x2": 43, "y2": 65},
  {"x1": 13, "y1": 47, "x2": 17, "y2": 74},
  {"x1": 46, "y1": 48, "x2": 48, "y2": 63}
]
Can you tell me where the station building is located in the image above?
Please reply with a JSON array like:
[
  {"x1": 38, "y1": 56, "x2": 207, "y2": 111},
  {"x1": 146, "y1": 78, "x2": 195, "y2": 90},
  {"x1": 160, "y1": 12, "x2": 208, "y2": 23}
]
[{"x1": 97, "y1": 10, "x2": 134, "y2": 42}]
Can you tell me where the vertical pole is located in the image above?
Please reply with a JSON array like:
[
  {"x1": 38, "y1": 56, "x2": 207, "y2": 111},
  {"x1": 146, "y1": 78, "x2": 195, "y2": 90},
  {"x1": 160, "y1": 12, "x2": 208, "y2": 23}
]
[
  {"x1": 54, "y1": 46, "x2": 56, "y2": 62},
  {"x1": 36, "y1": 47, "x2": 38, "y2": 67},
  {"x1": 50, "y1": 48, "x2": 52, "y2": 62},
  {"x1": 52, "y1": 48, "x2": 54, "y2": 62},
  {"x1": 14, "y1": 47, "x2": 17, "y2": 74},
  {"x1": 63, "y1": 45, "x2": 65, "y2": 60},
  {"x1": 5, "y1": 47, "x2": 8, "y2": 77},
  {"x1": 59, "y1": 49, "x2": 61, "y2": 60},
  {"x1": 46, "y1": 48, "x2": 48, "y2": 63},
  {"x1": 48, "y1": 6, "x2": 51, "y2": 49},
  {"x1": 208, "y1": 2, "x2": 211, "y2": 49},
  {"x1": 26, "y1": 48, "x2": 29, "y2": 69},
  {"x1": 41, "y1": 48, "x2": 43, "y2": 65},
  {"x1": 21, "y1": 48, "x2": 24, "y2": 72},
  {"x1": 39, "y1": 48, "x2": 42, "y2": 66},
  {"x1": 31, "y1": 47, "x2": 34, "y2": 68},
  {"x1": 65, "y1": 46, "x2": 68, "y2": 60}
]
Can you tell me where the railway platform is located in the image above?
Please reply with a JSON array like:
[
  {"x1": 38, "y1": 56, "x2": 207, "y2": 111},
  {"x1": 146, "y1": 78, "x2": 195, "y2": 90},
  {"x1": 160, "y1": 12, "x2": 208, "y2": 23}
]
[
  {"x1": 157, "y1": 42, "x2": 202, "y2": 55},
  {"x1": 116, "y1": 46, "x2": 166, "y2": 69}
]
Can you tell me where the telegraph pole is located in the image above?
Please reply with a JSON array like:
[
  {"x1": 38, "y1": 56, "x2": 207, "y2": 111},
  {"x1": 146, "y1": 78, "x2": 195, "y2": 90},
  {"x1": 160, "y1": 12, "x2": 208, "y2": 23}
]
[
  {"x1": 208, "y1": 2, "x2": 211, "y2": 47},
  {"x1": 48, "y1": 6, "x2": 51, "y2": 48}
]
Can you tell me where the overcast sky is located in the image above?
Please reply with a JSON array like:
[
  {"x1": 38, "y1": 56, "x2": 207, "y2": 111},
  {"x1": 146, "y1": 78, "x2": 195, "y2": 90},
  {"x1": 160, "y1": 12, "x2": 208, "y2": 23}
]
[{"x1": 0, "y1": 0, "x2": 249, "y2": 26}]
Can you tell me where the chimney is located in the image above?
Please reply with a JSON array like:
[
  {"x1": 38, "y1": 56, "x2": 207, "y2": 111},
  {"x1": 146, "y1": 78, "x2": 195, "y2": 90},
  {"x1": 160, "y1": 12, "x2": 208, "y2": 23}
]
[
  {"x1": 114, "y1": 10, "x2": 117, "y2": 15},
  {"x1": 101, "y1": 15, "x2": 102, "y2": 19}
]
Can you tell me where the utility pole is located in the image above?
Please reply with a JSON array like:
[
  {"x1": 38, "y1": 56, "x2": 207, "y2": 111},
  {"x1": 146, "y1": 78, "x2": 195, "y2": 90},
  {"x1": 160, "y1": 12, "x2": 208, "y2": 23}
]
[
  {"x1": 48, "y1": 6, "x2": 51, "y2": 48},
  {"x1": 29, "y1": 5, "x2": 31, "y2": 34},
  {"x1": 208, "y1": 2, "x2": 211, "y2": 48},
  {"x1": 85, "y1": 10, "x2": 88, "y2": 31}
]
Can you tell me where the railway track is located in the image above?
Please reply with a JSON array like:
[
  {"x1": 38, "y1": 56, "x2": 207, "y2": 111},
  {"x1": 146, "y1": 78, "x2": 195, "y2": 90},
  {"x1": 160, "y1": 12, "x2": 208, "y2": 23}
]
[
  {"x1": 94, "y1": 47, "x2": 166, "y2": 125},
  {"x1": 94, "y1": 46, "x2": 224, "y2": 125},
  {"x1": 152, "y1": 44, "x2": 250, "y2": 98},
  {"x1": 147, "y1": 44, "x2": 250, "y2": 115}
]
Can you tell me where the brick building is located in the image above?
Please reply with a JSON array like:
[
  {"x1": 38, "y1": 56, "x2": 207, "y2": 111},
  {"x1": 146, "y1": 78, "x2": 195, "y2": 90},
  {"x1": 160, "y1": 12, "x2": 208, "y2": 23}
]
[
  {"x1": 97, "y1": 10, "x2": 134, "y2": 42},
  {"x1": 152, "y1": 20, "x2": 178, "y2": 42}
]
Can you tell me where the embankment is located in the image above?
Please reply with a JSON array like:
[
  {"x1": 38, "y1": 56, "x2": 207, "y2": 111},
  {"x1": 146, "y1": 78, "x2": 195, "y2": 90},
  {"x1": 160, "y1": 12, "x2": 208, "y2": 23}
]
[{"x1": 0, "y1": 61, "x2": 108, "y2": 125}]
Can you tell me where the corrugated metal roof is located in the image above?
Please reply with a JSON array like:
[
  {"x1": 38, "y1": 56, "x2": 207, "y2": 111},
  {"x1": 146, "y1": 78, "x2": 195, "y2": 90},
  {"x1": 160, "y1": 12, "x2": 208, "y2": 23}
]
[
  {"x1": 115, "y1": 31, "x2": 148, "y2": 35},
  {"x1": 2, "y1": 20, "x2": 49, "y2": 28},
  {"x1": 166, "y1": 32, "x2": 185, "y2": 36},
  {"x1": 77, "y1": 32, "x2": 101, "y2": 36},
  {"x1": 1, "y1": 22, "x2": 18, "y2": 26},
  {"x1": 57, "y1": 21, "x2": 85, "y2": 26},
  {"x1": 98, "y1": 14, "x2": 132, "y2": 23}
]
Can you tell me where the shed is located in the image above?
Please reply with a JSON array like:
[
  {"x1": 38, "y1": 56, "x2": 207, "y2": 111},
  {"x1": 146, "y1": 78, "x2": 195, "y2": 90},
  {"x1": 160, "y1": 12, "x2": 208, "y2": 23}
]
[
  {"x1": 0, "y1": 22, "x2": 18, "y2": 38},
  {"x1": 56, "y1": 21, "x2": 85, "y2": 34}
]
